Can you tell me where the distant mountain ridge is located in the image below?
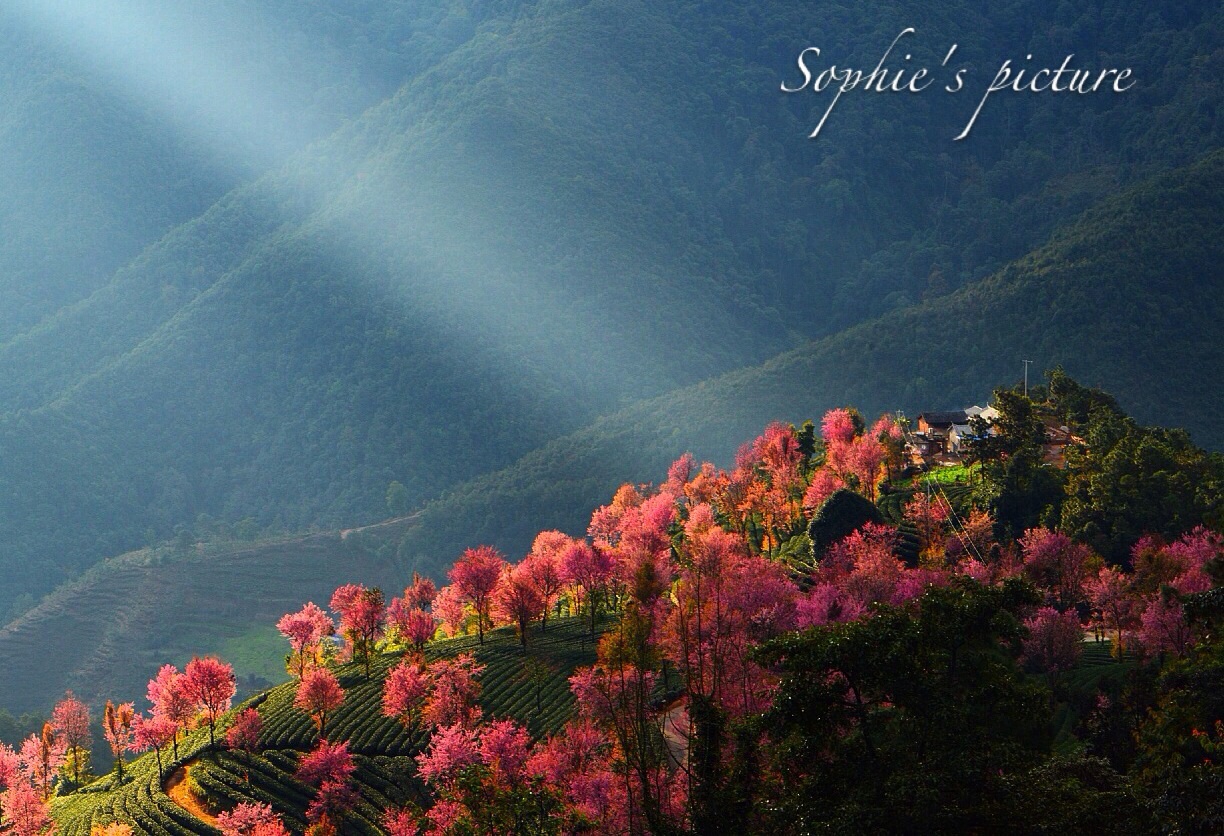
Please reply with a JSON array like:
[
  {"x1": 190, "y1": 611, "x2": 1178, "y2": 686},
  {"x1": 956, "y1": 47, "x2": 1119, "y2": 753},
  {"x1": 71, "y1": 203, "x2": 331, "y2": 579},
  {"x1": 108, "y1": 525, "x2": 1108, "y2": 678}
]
[
  {"x1": 0, "y1": 0, "x2": 1220, "y2": 617},
  {"x1": 389, "y1": 149, "x2": 1224, "y2": 579},
  {"x1": 3, "y1": 149, "x2": 1220, "y2": 714}
]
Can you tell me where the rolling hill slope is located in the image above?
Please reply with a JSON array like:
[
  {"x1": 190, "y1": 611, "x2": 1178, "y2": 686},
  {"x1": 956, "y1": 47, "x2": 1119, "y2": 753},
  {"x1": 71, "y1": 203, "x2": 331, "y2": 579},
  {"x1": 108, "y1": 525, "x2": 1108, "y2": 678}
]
[
  {"x1": 5, "y1": 149, "x2": 1220, "y2": 716},
  {"x1": 1, "y1": 0, "x2": 1221, "y2": 619},
  {"x1": 49, "y1": 616, "x2": 602, "y2": 836},
  {"x1": 0, "y1": 526, "x2": 411, "y2": 714},
  {"x1": 388, "y1": 148, "x2": 1224, "y2": 578}
]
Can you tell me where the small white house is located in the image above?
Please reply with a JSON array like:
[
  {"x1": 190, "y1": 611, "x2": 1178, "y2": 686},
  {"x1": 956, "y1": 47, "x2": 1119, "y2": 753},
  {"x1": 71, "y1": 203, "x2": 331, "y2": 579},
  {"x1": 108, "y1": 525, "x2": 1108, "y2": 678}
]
[{"x1": 948, "y1": 424, "x2": 975, "y2": 454}]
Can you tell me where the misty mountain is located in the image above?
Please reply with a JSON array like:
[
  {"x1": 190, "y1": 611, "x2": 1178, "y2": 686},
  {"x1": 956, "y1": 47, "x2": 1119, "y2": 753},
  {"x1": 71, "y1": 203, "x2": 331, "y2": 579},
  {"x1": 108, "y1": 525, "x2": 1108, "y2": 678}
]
[
  {"x1": 391, "y1": 149, "x2": 1224, "y2": 579},
  {"x1": 0, "y1": 0, "x2": 1220, "y2": 616},
  {"x1": 2, "y1": 147, "x2": 1220, "y2": 714}
]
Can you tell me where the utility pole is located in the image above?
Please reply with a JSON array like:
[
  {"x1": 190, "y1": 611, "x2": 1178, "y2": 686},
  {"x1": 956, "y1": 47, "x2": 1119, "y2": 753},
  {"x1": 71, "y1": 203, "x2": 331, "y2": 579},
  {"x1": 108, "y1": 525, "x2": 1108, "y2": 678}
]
[{"x1": 1022, "y1": 359, "x2": 1033, "y2": 398}]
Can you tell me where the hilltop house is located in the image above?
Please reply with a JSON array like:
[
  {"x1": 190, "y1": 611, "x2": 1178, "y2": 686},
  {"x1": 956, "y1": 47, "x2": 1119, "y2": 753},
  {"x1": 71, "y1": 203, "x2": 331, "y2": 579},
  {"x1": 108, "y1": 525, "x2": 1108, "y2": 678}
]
[
  {"x1": 906, "y1": 402, "x2": 1082, "y2": 468},
  {"x1": 1040, "y1": 418, "x2": 1085, "y2": 466},
  {"x1": 915, "y1": 411, "x2": 968, "y2": 453},
  {"x1": 906, "y1": 405, "x2": 1000, "y2": 466}
]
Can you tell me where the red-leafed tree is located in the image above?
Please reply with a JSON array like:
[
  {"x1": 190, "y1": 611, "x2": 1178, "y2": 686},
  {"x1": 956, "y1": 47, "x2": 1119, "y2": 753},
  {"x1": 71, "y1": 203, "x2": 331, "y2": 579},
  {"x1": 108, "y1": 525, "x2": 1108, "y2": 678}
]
[
  {"x1": 524, "y1": 531, "x2": 570, "y2": 632},
  {"x1": 330, "y1": 585, "x2": 386, "y2": 679},
  {"x1": 2, "y1": 779, "x2": 54, "y2": 836},
  {"x1": 423, "y1": 654, "x2": 485, "y2": 729},
  {"x1": 183, "y1": 656, "x2": 236, "y2": 750},
  {"x1": 383, "y1": 658, "x2": 430, "y2": 729},
  {"x1": 448, "y1": 546, "x2": 507, "y2": 645},
  {"x1": 493, "y1": 563, "x2": 545, "y2": 648},
  {"x1": 51, "y1": 691, "x2": 91, "y2": 786},
  {"x1": 295, "y1": 739, "x2": 355, "y2": 788},
  {"x1": 1021, "y1": 606, "x2": 1083, "y2": 690},
  {"x1": 132, "y1": 713, "x2": 177, "y2": 782},
  {"x1": 102, "y1": 702, "x2": 135, "y2": 785},
  {"x1": 217, "y1": 801, "x2": 290, "y2": 836},
  {"x1": 277, "y1": 602, "x2": 334, "y2": 680},
  {"x1": 226, "y1": 707, "x2": 264, "y2": 760},
  {"x1": 147, "y1": 664, "x2": 194, "y2": 759},
  {"x1": 295, "y1": 668, "x2": 345, "y2": 740}
]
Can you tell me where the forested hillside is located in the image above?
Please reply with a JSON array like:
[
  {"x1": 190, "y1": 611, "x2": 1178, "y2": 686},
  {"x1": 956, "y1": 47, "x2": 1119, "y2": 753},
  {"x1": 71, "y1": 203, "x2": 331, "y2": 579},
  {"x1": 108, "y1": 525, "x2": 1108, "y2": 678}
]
[
  {"x1": 0, "y1": 0, "x2": 1220, "y2": 623},
  {"x1": 14, "y1": 404, "x2": 1224, "y2": 835},
  {"x1": 4, "y1": 150, "x2": 1221, "y2": 716},
  {"x1": 0, "y1": 0, "x2": 477, "y2": 340},
  {"x1": 390, "y1": 150, "x2": 1224, "y2": 580}
]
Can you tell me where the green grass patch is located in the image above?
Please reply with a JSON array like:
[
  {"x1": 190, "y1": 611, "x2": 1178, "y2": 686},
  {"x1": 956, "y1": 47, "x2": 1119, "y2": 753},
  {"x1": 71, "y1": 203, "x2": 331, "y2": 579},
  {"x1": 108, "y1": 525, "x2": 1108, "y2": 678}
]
[{"x1": 216, "y1": 624, "x2": 291, "y2": 686}]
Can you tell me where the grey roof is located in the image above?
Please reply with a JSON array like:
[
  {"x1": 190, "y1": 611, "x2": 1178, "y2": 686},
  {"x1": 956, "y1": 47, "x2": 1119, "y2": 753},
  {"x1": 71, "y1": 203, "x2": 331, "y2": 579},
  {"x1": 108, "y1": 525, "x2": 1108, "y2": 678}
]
[{"x1": 918, "y1": 410, "x2": 968, "y2": 427}]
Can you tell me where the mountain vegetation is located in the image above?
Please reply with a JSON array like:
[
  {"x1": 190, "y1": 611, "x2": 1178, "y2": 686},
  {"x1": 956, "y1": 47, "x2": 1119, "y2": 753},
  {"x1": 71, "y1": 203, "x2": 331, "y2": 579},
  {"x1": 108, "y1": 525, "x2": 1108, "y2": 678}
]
[
  {"x1": 2, "y1": 148, "x2": 1221, "y2": 716},
  {"x1": 0, "y1": 0, "x2": 1221, "y2": 622},
  {"x1": 389, "y1": 150, "x2": 1224, "y2": 583},
  {"x1": 0, "y1": 392, "x2": 1218, "y2": 834}
]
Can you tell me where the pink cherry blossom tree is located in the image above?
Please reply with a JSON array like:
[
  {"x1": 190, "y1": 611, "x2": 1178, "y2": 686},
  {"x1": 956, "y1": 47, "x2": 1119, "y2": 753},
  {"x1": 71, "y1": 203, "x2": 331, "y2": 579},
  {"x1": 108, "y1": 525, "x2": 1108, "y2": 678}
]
[
  {"x1": 277, "y1": 602, "x2": 334, "y2": 680},
  {"x1": 132, "y1": 713, "x2": 177, "y2": 782},
  {"x1": 1140, "y1": 593, "x2": 1192, "y2": 658},
  {"x1": 432, "y1": 584, "x2": 469, "y2": 638},
  {"x1": 147, "y1": 664, "x2": 194, "y2": 759},
  {"x1": 383, "y1": 658, "x2": 431, "y2": 729},
  {"x1": 1022, "y1": 606, "x2": 1084, "y2": 690},
  {"x1": 1021, "y1": 527, "x2": 1095, "y2": 610},
  {"x1": 226, "y1": 707, "x2": 264, "y2": 760},
  {"x1": 2, "y1": 779, "x2": 54, "y2": 836},
  {"x1": 493, "y1": 563, "x2": 545, "y2": 648},
  {"x1": 524, "y1": 531, "x2": 570, "y2": 631},
  {"x1": 423, "y1": 654, "x2": 484, "y2": 729},
  {"x1": 295, "y1": 668, "x2": 345, "y2": 740},
  {"x1": 1087, "y1": 566, "x2": 1135, "y2": 654},
  {"x1": 448, "y1": 546, "x2": 507, "y2": 645},
  {"x1": 294, "y1": 739, "x2": 355, "y2": 788},
  {"x1": 216, "y1": 801, "x2": 290, "y2": 836},
  {"x1": 561, "y1": 541, "x2": 615, "y2": 639},
  {"x1": 183, "y1": 656, "x2": 236, "y2": 750},
  {"x1": 50, "y1": 691, "x2": 90, "y2": 786},
  {"x1": 330, "y1": 585, "x2": 386, "y2": 679}
]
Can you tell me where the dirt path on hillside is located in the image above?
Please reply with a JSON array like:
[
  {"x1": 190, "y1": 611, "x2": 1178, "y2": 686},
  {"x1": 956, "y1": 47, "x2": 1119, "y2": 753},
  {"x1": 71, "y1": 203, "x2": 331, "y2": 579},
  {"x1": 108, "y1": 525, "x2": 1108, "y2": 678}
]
[
  {"x1": 340, "y1": 511, "x2": 421, "y2": 540},
  {"x1": 164, "y1": 760, "x2": 219, "y2": 827}
]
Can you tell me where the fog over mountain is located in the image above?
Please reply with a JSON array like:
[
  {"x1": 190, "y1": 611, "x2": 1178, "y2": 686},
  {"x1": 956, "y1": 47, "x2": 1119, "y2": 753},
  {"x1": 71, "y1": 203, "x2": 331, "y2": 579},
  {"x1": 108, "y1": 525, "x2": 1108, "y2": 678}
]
[{"x1": 0, "y1": 0, "x2": 1219, "y2": 628}]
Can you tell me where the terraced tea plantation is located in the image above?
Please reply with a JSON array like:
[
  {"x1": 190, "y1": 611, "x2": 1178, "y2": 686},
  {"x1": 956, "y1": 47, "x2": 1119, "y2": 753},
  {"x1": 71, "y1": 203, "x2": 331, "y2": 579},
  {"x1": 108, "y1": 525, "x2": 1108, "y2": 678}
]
[{"x1": 51, "y1": 616, "x2": 603, "y2": 835}]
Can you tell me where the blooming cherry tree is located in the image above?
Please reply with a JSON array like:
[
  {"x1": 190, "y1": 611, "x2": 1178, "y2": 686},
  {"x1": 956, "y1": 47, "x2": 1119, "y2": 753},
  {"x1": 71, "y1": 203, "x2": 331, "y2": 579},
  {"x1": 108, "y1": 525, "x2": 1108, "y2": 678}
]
[{"x1": 295, "y1": 668, "x2": 345, "y2": 739}]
